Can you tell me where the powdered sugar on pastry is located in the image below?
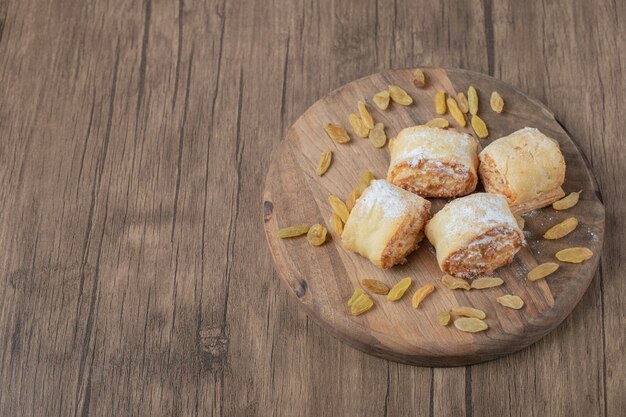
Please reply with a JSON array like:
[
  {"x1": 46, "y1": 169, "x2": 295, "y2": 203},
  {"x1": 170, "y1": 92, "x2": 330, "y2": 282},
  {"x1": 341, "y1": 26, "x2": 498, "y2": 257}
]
[
  {"x1": 435, "y1": 193, "x2": 519, "y2": 237},
  {"x1": 342, "y1": 180, "x2": 431, "y2": 269},
  {"x1": 387, "y1": 126, "x2": 479, "y2": 198},
  {"x1": 389, "y1": 126, "x2": 478, "y2": 169},
  {"x1": 425, "y1": 193, "x2": 525, "y2": 278},
  {"x1": 357, "y1": 179, "x2": 422, "y2": 219}
]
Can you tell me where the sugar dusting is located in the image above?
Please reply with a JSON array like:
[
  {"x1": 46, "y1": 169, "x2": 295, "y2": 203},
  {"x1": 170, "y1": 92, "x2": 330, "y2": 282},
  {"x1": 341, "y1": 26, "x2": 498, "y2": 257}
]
[
  {"x1": 358, "y1": 179, "x2": 419, "y2": 219},
  {"x1": 435, "y1": 193, "x2": 519, "y2": 236},
  {"x1": 392, "y1": 127, "x2": 476, "y2": 168}
]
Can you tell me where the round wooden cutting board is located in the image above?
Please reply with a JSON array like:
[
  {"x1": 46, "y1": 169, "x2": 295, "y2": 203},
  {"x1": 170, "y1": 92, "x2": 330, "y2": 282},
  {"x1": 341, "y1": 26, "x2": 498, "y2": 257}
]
[{"x1": 262, "y1": 68, "x2": 605, "y2": 367}]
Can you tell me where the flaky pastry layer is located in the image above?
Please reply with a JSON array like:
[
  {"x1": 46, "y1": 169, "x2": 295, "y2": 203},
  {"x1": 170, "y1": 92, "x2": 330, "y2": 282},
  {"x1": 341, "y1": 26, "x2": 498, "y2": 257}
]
[
  {"x1": 478, "y1": 127, "x2": 566, "y2": 211},
  {"x1": 342, "y1": 180, "x2": 431, "y2": 269},
  {"x1": 387, "y1": 126, "x2": 479, "y2": 198}
]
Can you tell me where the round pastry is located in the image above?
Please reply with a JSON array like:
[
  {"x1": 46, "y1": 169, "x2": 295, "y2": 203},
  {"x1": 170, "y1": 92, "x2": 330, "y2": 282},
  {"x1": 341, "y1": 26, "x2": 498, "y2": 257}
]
[
  {"x1": 342, "y1": 180, "x2": 431, "y2": 269},
  {"x1": 425, "y1": 193, "x2": 525, "y2": 279},
  {"x1": 386, "y1": 126, "x2": 479, "y2": 198},
  {"x1": 478, "y1": 127, "x2": 566, "y2": 213}
]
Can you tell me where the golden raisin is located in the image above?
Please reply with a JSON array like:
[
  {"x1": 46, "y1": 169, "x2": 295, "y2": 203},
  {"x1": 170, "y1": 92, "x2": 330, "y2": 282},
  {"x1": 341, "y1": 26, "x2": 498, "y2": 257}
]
[
  {"x1": 347, "y1": 287, "x2": 364, "y2": 307},
  {"x1": 361, "y1": 279, "x2": 390, "y2": 295},
  {"x1": 490, "y1": 91, "x2": 504, "y2": 113},
  {"x1": 387, "y1": 277, "x2": 412, "y2": 301},
  {"x1": 277, "y1": 225, "x2": 309, "y2": 238},
  {"x1": 348, "y1": 113, "x2": 370, "y2": 138},
  {"x1": 454, "y1": 317, "x2": 488, "y2": 333},
  {"x1": 373, "y1": 90, "x2": 390, "y2": 110},
  {"x1": 435, "y1": 91, "x2": 447, "y2": 114},
  {"x1": 447, "y1": 97, "x2": 467, "y2": 127},
  {"x1": 328, "y1": 195, "x2": 350, "y2": 223},
  {"x1": 350, "y1": 293, "x2": 374, "y2": 316},
  {"x1": 437, "y1": 311, "x2": 451, "y2": 326},
  {"x1": 306, "y1": 224, "x2": 328, "y2": 246},
  {"x1": 496, "y1": 295, "x2": 524, "y2": 309},
  {"x1": 441, "y1": 274, "x2": 470, "y2": 290},
  {"x1": 553, "y1": 191, "x2": 582, "y2": 210},
  {"x1": 450, "y1": 306, "x2": 486, "y2": 319},
  {"x1": 470, "y1": 277, "x2": 504, "y2": 289},
  {"x1": 468, "y1": 86, "x2": 478, "y2": 115},
  {"x1": 324, "y1": 123, "x2": 350, "y2": 143},
  {"x1": 413, "y1": 68, "x2": 426, "y2": 88},
  {"x1": 471, "y1": 114, "x2": 488, "y2": 138},
  {"x1": 369, "y1": 123, "x2": 387, "y2": 148},
  {"x1": 527, "y1": 262, "x2": 559, "y2": 281},
  {"x1": 543, "y1": 217, "x2": 578, "y2": 240},
  {"x1": 328, "y1": 213, "x2": 343, "y2": 236},
  {"x1": 388, "y1": 85, "x2": 413, "y2": 106},
  {"x1": 555, "y1": 247, "x2": 593, "y2": 263},
  {"x1": 358, "y1": 100, "x2": 375, "y2": 129},
  {"x1": 316, "y1": 149, "x2": 332, "y2": 176},
  {"x1": 425, "y1": 118, "x2": 449, "y2": 128},
  {"x1": 411, "y1": 284, "x2": 435, "y2": 309},
  {"x1": 359, "y1": 170, "x2": 375, "y2": 188}
]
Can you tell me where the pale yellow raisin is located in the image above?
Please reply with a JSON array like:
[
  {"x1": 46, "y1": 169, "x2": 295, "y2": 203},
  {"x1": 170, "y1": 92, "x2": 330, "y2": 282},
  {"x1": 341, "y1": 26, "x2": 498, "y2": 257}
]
[
  {"x1": 425, "y1": 118, "x2": 449, "y2": 128},
  {"x1": 515, "y1": 214, "x2": 525, "y2": 229},
  {"x1": 316, "y1": 149, "x2": 332, "y2": 176},
  {"x1": 556, "y1": 247, "x2": 593, "y2": 263},
  {"x1": 437, "y1": 311, "x2": 451, "y2": 326},
  {"x1": 413, "y1": 68, "x2": 426, "y2": 88},
  {"x1": 347, "y1": 287, "x2": 364, "y2": 307},
  {"x1": 387, "y1": 277, "x2": 412, "y2": 301},
  {"x1": 345, "y1": 186, "x2": 364, "y2": 212},
  {"x1": 454, "y1": 317, "x2": 488, "y2": 333},
  {"x1": 348, "y1": 113, "x2": 370, "y2": 138},
  {"x1": 490, "y1": 91, "x2": 504, "y2": 113},
  {"x1": 351, "y1": 293, "x2": 374, "y2": 316},
  {"x1": 359, "y1": 170, "x2": 376, "y2": 188},
  {"x1": 369, "y1": 123, "x2": 387, "y2": 148},
  {"x1": 553, "y1": 191, "x2": 582, "y2": 210},
  {"x1": 470, "y1": 277, "x2": 504, "y2": 289},
  {"x1": 450, "y1": 306, "x2": 486, "y2": 319},
  {"x1": 527, "y1": 262, "x2": 559, "y2": 281},
  {"x1": 324, "y1": 123, "x2": 350, "y2": 144},
  {"x1": 389, "y1": 85, "x2": 413, "y2": 106},
  {"x1": 411, "y1": 284, "x2": 435, "y2": 309},
  {"x1": 441, "y1": 274, "x2": 470, "y2": 290},
  {"x1": 468, "y1": 86, "x2": 478, "y2": 115},
  {"x1": 306, "y1": 224, "x2": 328, "y2": 246},
  {"x1": 447, "y1": 97, "x2": 467, "y2": 127},
  {"x1": 435, "y1": 91, "x2": 447, "y2": 114},
  {"x1": 373, "y1": 90, "x2": 390, "y2": 110},
  {"x1": 456, "y1": 92, "x2": 469, "y2": 113},
  {"x1": 277, "y1": 225, "x2": 309, "y2": 238},
  {"x1": 358, "y1": 100, "x2": 375, "y2": 129},
  {"x1": 543, "y1": 217, "x2": 578, "y2": 240},
  {"x1": 328, "y1": 195, "x2": 350, "y2": 223},
  {"x1": 496, "y1": 294, "x2": 524, "y2": 310},
  {"x1": 361, "y1": 279, "x2": 390, "y2": 295},
  {"x1": 329, "y1": 213, "x2": 344, "y2": 236},
  {"x1": 471, "y1": 114, "x2": 488, "y2": 138}
]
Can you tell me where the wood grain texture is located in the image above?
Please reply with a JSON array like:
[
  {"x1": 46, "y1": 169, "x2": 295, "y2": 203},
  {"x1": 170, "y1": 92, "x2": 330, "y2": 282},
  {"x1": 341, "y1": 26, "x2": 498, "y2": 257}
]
[
  {"x1": 0, "y1": 0, "x2": 623, "y2": 415},
  {"x1": 263, "y1": 68, "x2": 604, "y2": 366}
]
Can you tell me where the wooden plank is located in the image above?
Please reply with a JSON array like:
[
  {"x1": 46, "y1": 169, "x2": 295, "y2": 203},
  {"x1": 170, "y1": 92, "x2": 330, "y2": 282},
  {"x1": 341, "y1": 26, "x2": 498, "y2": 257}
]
[
  {"x1": 468, "y1": 1, "x2": 625, "y2": 417},
  {"x1": 0, "y1": 0, "x2": 623, "y2": 416}
]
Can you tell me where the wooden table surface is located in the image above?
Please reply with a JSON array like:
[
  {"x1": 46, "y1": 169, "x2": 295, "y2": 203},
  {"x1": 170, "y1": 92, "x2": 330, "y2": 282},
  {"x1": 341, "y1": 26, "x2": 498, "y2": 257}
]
[{"x1": 0, "y1": 0, "x2": 623, "y2": 416}]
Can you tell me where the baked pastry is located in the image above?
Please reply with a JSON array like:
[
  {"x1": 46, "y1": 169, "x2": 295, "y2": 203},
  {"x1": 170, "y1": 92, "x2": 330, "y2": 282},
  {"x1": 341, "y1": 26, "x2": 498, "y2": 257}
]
[
  {"x1": 387, "y1": 126, "x2": 479, "y2": 197},
  {"x1": 342, "y1": 180, "x2": 431, "y2": 269},
  {"x1": 478, "y1": 127, "x2": 566, "y2": 213},
  {"x1": 425, "y1": 193, "x2": 524, "y2": 279}
]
